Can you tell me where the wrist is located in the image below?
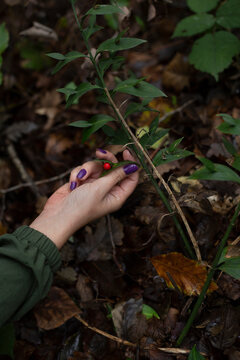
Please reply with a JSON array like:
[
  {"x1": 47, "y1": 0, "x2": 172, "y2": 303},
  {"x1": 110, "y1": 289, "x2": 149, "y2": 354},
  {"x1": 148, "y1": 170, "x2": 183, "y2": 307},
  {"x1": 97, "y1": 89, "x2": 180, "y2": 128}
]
[{"x1": 29, "y1": 210, "x2": 72, "y2": 249}]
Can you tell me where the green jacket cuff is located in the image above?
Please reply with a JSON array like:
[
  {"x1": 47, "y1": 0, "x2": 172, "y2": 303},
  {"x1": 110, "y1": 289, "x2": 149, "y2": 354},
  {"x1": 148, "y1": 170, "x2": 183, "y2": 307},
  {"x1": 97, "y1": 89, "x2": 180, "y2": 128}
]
[{"x1": 13, "y1": 226, "x2": 62, "y2": 272}]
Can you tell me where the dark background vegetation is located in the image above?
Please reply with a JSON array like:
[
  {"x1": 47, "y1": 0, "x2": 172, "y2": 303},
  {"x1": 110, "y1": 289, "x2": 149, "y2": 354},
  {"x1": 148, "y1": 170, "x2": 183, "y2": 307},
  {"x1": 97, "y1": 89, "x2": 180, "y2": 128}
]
[{"x1": 0, "y1": 0, "x2": 240, "y2": 359}]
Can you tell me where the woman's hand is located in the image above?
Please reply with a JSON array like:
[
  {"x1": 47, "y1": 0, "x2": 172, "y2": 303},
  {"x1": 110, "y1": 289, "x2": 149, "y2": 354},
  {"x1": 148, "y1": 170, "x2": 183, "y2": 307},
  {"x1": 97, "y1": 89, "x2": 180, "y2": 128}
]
[{"x1": 30, "y1": 149, "x2": 139, "y2": 249}]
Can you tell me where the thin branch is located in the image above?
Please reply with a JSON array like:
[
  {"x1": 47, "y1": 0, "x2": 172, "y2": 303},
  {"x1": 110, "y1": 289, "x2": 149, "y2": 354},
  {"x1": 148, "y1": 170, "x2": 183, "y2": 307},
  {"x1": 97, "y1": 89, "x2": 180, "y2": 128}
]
[
  {"x1": 0, "y1": 169, "x2": 72, "y2": 194},
  {"x1": 74, "y1": 314, "x2": 203, "y2": 356},
  {"x1": 158, "y1": 99, "x2": 196, "y2": 124},
  {"x1": 7, "y1": 141, "x2": 40, "y2": 197},
  {"x1": 104, "y1": 88, "x2": 202, "y2": 262},
  {"x1": 106, "y1": 214, "x2": 124, "y2": 273}
]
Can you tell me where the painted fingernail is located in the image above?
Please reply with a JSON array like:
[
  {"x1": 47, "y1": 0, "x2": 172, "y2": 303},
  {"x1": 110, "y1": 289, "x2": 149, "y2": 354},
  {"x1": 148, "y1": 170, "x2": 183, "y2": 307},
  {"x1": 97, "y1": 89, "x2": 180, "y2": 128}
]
[
  {"x1": 77, "y1": 168, "x2": 87, "y2": 179},
  {"x1": 97, "y1": 148, "x2": 107, "y2": 154},
  {"x1": 70, "y1": 181, "x2": 77, "y2": 191},
  {"x1": 123, "y1": 164, "x2": 138, "y2": 175}
]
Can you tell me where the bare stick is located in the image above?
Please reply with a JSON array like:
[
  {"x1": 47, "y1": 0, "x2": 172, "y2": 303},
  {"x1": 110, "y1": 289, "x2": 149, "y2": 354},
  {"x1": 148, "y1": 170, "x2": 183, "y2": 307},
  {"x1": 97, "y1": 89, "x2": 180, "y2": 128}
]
[
  {"x1": 0, "y1": 169, "x2": 72, "y2": 195},
  {"x1": 7, "y1": 141, "x2": 40, "y2": 197},
  {"x1": 158, "y1": 99, "x2": 196, "y2": 124},
  {"x1": 106, "y1": 214, "x2": 124, "y2": 273},
  {"x1": 75, "y1": 314, "x2": 205, "y2": 356},
  {"x1": 104, "y1": 88, "x2": 202, "y2": 262}
]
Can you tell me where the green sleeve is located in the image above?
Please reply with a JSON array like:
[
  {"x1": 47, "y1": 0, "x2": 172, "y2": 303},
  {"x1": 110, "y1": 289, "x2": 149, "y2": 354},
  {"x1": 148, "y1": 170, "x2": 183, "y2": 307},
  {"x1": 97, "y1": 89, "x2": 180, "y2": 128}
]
[{"x1": 0, "y1": 225, "x2": 61, "y2": 327}]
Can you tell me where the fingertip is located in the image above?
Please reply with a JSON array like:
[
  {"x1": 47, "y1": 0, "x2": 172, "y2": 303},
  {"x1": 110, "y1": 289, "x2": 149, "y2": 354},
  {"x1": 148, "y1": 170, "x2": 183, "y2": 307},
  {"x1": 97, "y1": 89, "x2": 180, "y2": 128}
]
[
  {"x1": 123, "y1": 149, "x2": 136, "y2": 162},
  {"x1": 77, "y1": 168, "x2": 87, "y2": 180},
  {"x1": 96, "y1": 148, "x2": 107, "y2": 154}
]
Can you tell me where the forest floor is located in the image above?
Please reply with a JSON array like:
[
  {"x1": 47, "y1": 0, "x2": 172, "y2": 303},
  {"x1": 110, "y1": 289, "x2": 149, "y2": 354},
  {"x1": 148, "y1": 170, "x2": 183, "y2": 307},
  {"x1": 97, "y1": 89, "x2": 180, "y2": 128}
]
[{"x1": 0, "y1": 1, "x2": 240, "y2": 359}]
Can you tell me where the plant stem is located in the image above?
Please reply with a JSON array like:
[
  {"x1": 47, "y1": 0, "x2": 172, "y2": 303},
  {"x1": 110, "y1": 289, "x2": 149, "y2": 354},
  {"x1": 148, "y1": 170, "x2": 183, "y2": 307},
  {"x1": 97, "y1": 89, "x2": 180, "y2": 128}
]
[
  {"x1": 104, "y1": 88, "x2": 201, "y2": 261},
  {"x1": 71, "y1": 2, "x2": 201, "y2": 261},
  {"x1": 176, "y1": 201, "x2": 240, "y2": 346},
  {"x1": 131, "y1": 145, "x2": 195, "y2": 258}
]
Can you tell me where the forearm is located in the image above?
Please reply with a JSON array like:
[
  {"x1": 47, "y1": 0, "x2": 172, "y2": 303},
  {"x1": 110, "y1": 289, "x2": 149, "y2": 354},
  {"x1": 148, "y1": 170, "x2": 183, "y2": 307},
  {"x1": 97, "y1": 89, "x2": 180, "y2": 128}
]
[{"x1": 0, "y1": 226, "x2": 61, "y2": 326}]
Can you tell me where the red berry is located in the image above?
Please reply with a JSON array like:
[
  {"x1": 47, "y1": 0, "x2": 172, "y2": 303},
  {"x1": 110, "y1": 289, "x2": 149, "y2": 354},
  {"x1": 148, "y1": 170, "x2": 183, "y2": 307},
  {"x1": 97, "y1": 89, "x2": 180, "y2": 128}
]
[{"x1": 103, "y1": 162, "x2": 111, "y2": 170}]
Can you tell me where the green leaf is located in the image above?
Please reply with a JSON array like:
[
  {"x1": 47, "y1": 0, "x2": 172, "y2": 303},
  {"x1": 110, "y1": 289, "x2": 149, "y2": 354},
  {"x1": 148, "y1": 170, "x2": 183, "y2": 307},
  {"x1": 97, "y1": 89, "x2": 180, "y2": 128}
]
[
  {"x1": 116, "y1": 80, "x2": 166, "y2": 98},
  {"x1": 218, "y1": 113, "x2": 236, "y2": 125},
  {"x1": 219, "y1": 257, "x2": 240, "y2": 279},
  {"x1": 69, "y1": 120, "x2": 92, "y2": 128},
  {"x1": 153, "y1": 148, "x2": 193, "y2": 166},
  {"x1": 87, "y1": 4, "x2": 123, "y2": 15},
  {"x1": 140, "y1": 128, "x2": 169, "y2": 148},
  {"x1": 0, "y1": 323, "x2": 15, "y2": 359},
  {"x1": 187, "y1": 0, "x2": 219, "y2": 13},
  {"x1": 217, "y1": 247, "x2": 228, "y2": 266},
  {"x1": 189, "y1": 31, "x2": 240, "y2": 81},
  {"x1": 50, "y1": 51, "x2": 86, "y2": 74},
  {"x1": 105, "y1": 127, "x2": 131, "y2": 145},
  {"x1": 190, "y1": 163, "x2": 240, "y2": 184},
  {"x1": 222, "y1": 137, "x2": 237, "y2": 156},
  {"x1": 142, "y1": 304, "x2": 160, "y2": 320},
  {"x1": 188, "y1": 345, "x2": 205, "y2": 360},
  {"x1": 47, "y1": 52, "x2": 65, "y2": 60},
  {"x1": 232, "y1": 155, "x2": 240, "y2": 171},
  {"x1": 102, "y1": 124, "x2": 116, "y2": 137},
  {"x1": 82, "y1": 114, "x2": 116, "y2": 142},
  {"x1": 217, "y1": 114, "x2": 240, "y2": 135},
  {"x1": 124, "y1": 102, "x2": 149, "y2": 118},
  {"x1": 169, "y1": 137, "x2": 184, "y2": 151},
  {"x1": 104, "y1": 13, "x2": 119, "y2": 30},
  {"x1": 198, "y1": 157, "x2": 216, "y2": 172},
  {"x1": 216, "y1": 0, "x2": 240, "y2": 29},
  {"x1": 97, "y1": 37, "x2": 146, "y2": 53},
  {"x1": 0, "y1": 23, "x2": 9, "y2": 55},
  {"x1": 173, "y1": 14, "x2": 215, "y2": 37},
  {"x1": 83, "y1": 24, "x2": 104, "y2": 41},
  {"x1": 58, "y1": 83, "x2": 100, "y2": 108}
]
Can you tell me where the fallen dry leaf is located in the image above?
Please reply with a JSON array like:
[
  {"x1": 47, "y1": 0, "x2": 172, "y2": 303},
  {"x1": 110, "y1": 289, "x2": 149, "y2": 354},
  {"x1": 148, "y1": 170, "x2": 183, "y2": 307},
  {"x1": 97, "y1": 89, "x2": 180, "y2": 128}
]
[
  {"x1": 45, "y1": 133, "x2": 73, "y2": 156},
  {"x1": 150, "y1": 252, "x2": 218, "y2": 296},
  {"x1": 34, "y1": 286, "x2": 80, "y2": 330}
]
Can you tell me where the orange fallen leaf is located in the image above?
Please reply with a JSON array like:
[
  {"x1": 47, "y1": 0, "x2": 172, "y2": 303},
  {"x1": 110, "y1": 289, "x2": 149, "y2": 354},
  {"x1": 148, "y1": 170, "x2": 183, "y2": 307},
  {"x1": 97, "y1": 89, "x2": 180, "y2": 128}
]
[
  {"x1": 34, "y1": 286, "x2": 80, "y2": 330},
  {"x1": 150, "y1": 252, "x2": 218, "y2": 296}
]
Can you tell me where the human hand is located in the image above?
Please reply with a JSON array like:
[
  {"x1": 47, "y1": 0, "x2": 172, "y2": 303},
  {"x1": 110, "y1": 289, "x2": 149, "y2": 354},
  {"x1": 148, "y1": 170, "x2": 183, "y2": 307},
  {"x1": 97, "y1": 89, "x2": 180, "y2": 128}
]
[{"x1": 30, "y1": 149, "x2": 139, "y2": 249}]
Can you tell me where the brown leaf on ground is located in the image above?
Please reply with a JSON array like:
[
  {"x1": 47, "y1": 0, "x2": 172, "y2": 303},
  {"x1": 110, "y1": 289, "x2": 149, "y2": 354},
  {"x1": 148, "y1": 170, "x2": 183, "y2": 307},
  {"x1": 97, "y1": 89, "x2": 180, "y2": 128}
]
[
  {"x1": 34, "y1": 286, "x2": 80, "y2": 330},
  {"x1": 0, "y1": 222, "x2": 7, "y2": 235},
  {"x1": 150, "y1": 252, "x2": 218, "y2": 296},
  {"x1": 76, "y1": 274, "x2": 94, "y2": 302},
  {"x1": 162, "y1": 53, "x2": 191, "y2": 92},
  {"x1": 205, "y1": 305, "x2": 240, "y2": 349},
  {"x1": 45, "y1": 133, "x2": 73, "y2": 156},
  {"x1": 218, "y1": 273, "x2": 240, "y2": 300}
]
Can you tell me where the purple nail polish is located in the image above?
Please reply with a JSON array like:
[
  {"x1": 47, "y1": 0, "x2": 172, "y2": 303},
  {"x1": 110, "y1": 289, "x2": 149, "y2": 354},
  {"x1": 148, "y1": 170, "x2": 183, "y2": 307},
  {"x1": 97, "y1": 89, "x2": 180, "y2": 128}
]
[
  {"x1": 70, "y1": 181, "x2": 77, "y2": 190},
  {"x1": 123, "y1": 164, "x2": 138, "y2": 175},
  {"x1": 97, "y1": 148, "x2": 107, "y2": 154},
  {"x1": 77, "y1": 168, "x2": 87, "y2": 179}
]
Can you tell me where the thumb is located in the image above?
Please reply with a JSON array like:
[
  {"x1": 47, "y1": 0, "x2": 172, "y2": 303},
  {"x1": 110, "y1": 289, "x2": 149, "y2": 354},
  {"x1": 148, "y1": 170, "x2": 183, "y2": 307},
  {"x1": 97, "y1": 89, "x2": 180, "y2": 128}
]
[{"x1": 97, "y1": 163, "x2": 139, "y2": 195}]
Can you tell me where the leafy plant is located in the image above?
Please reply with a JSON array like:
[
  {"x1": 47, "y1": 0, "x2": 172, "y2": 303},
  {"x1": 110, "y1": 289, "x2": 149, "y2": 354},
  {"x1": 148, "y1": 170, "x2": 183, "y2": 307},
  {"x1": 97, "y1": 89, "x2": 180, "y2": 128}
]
[
  {"x1": 172, "y1": 0, "x2": 240, "y2": 80},
  {"x1": 188, "y1": 345, "x2": 205, "y2": 360},
  {"x1": 191, "y1": 113, "x2": 240, "y2": 181},
  {"x1": 142, "y1": 304, "x2": 160, "y2": 320},
  {"x1": 48, "y1": 0, "x2": 198, "y2": 263},
  {"x1": 48, "y1": 1, "x2": 240, "y2": 349},
  {"x1": 0, "y1": 23, "x2": 9, "y2": 85}
]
